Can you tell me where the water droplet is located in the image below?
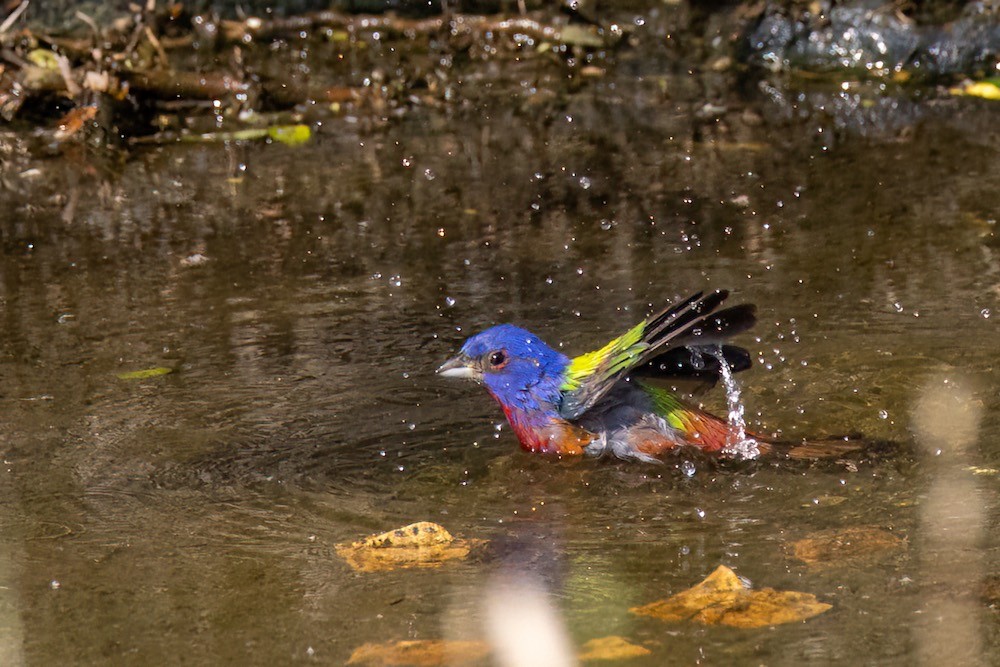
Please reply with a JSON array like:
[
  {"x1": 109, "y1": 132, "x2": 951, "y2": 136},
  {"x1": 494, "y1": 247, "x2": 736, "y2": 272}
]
[
  {"x1": 878, "y1": 409, "x2": 889, "y2": 419},
  {"x1": 423, "y1": 168, "x2": 436, "y2": 180},
  {"x1": 401, "y1": 157, "x2": 413, "y2": 167},
  {"x1": 708, "y1": 347, "x2": 760, "y2": 460},
  {"x1": 981, "y1": 308, "x2": 991, "y2": 319},
  {"x1": 579, "y1": 176, "x2": 592, "y2": 189},
  {"x1": 696, "y1": 508, "x2": 706, "y2": 519},
  {"x1": 545, "y1": 277, "x2": 553, "y2": 285},
  {"x1": 50, "y1": 580, "x2": 60, "y2": 590},
  {"x1": 599, "y1": 219, "x2": 614, "y2": 231},
  {"x1": 681, "y1": 460, "x2": 696, "y2": 477},
  {"x1": 893, "y1": 302, "x2": 903, "y2": 313},
  {"x1": 444, "y1": 296, "x2": 456, "y2": 307}
]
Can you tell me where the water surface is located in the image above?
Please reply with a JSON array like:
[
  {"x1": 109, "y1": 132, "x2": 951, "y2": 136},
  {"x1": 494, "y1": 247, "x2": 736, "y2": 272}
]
[{"x1": 1, "y1": 56, "x2": 999, "y2": 665}]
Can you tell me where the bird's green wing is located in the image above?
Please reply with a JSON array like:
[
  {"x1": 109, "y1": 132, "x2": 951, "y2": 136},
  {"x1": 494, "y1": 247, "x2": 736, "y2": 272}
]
[
  {"x1": 558, "y1": 291, "x2": 754, "y2": 420},
  {"x1": 638, "y1": 381, "x2": 733, "y2": 451}
]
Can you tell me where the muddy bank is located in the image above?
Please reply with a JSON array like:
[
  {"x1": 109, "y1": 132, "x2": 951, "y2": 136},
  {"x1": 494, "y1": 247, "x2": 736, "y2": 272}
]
[
  {"x1": 0, "y1": 0, "x2": 998, "y2": 153},
  {"x1": 15, "y1": 0, "x2": 1000, "y2": 79}
]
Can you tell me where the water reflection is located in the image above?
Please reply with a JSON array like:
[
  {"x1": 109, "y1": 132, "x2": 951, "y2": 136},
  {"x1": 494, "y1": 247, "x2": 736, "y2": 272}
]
[{"x1": 912, "y1": 375, "x2": 987, "y2": 666}]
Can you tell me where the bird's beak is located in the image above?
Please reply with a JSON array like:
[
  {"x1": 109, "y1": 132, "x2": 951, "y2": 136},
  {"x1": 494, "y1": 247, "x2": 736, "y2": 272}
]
[{"x1": 437, "y1": 354, "x2": 480, "y2": 380}]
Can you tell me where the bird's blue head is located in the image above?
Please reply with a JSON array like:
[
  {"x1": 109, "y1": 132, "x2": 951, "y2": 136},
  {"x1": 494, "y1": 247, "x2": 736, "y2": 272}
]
[{"x1": 438, "y1": 324, "x2": 570, "y2": 410}]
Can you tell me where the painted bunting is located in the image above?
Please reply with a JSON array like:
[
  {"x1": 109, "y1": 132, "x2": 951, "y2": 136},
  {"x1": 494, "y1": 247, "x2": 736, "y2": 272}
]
[{"x1": 438, "y1": 290, "x2": 767, "y2": 462}]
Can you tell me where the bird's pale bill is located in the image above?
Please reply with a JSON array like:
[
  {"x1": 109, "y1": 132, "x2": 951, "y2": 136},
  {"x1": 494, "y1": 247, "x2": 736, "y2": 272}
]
[{"x1": 436, "y1": 354, "x2": 480, "y2": 379}]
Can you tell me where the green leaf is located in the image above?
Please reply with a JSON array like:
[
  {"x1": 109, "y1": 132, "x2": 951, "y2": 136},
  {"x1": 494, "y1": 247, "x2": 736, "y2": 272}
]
[
  {"x1": 949, "y1": 81, "x2": 1000, "y2": 100},
  {"x1": 267, "y1": 124, "x2": 311, "y2": 146},
  {"x1": 181, "y1": 125, "x2": 311, "y2": 145},
  {"x1": 27, "y1": 49, "x2": 61, "y2": 70},
  {"x1": 116, "y1": 367, "x2": 174, "y2": 380}
]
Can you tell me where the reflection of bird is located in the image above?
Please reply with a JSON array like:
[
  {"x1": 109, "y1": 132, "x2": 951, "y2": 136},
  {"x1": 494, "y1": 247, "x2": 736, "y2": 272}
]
[{"x1": 438, "y1": 291, "x2": 761, "y2": 462}]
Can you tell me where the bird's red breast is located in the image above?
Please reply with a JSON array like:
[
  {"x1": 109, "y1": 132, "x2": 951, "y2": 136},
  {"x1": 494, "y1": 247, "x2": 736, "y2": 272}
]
[{"x1": 496, "y1": 402, "x2": 595, "y2": 456}]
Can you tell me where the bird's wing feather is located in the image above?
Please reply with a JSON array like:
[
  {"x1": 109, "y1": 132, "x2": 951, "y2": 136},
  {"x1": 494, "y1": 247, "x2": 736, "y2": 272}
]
[
  {"x1": 638, "y1": 381, "x2": 734, "y2": 452},
  {"x1": 558, "y1": 291, "x2": 756, "y2": 420},
  {"x1": 637, "y1": 343, "x2": 753, "y2": 381}
]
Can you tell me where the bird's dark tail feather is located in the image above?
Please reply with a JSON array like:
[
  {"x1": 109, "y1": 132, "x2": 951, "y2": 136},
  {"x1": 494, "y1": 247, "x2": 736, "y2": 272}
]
[{"x1": 644, "y1": 292, "x2": 757, "y2": 352}]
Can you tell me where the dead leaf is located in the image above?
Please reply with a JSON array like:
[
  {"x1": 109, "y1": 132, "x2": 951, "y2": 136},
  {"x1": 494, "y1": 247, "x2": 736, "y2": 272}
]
[
  {"x1": 801, "y1": 494, "x2": 847, "y2": 508},
  {"x1": 347, "y1": 639, "x2": 489, "y2": 666},
  {"x1": 337, "y1": 522, "x2": 485, "y2": 573},
  {"x1": 630, "y1": 565, "x2": 831, "y2": 628},
  {"x1": 578, "y1": 636, "x2": 650, "y2": 661},
  {"x1": 82, "y1": 70, "x2": 110, "y2": 93},
  {"x1": 787, "y1": 527, "x2": 905, "y2": 567},
  {"x1": 980, "y1": 575, "x2": 1000, "y2": 607},
  {"x1": 714, "y1": 142, "x2": 769, "y2": 153},
  {"x1": 559, "y1": 24, "x2": 605, "y2": 48},
  {"x1": 180, "y1": 253, "x2": 210, "y2": 267},
  {"x1": 357, "y1": 521, "x2": 455, "y2": 548},
  {"x1": 54, "y1": 105, "x2": 98, "y2": 141}
]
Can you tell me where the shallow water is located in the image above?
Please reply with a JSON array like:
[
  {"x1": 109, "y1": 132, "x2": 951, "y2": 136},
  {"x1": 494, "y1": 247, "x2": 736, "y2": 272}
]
[{"x1": 1, "y1": 48, "x2": 999, "y2": 665}]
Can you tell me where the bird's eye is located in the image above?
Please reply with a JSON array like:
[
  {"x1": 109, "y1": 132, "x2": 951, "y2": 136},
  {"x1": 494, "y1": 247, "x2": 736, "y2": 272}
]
[{"x1": 487, "y1": 350, "x2": 508, "y2": 369}]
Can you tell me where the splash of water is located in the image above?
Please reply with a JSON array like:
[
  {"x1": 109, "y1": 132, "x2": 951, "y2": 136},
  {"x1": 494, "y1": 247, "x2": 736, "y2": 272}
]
[{"x1": 706, "y1": 346, "x2": 760, "y2": 460}]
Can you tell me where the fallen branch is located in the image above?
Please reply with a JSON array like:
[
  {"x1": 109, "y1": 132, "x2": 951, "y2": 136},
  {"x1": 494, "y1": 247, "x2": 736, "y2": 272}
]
[
  {"x1": 0, "y1": 0, "x2": 29, "y2": 36},
  {"x1": 12, "y1": 59, "x2": 362, "y2": 108},
  {"x1": 124, "y1": 69, "x2": 250, "y2": 100}
]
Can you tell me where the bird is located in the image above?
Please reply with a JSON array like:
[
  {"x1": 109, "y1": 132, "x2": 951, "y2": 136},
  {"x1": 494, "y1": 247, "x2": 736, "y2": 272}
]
[{"x1": 438, "y1": 290, "x2": 770, "y2": 463}]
